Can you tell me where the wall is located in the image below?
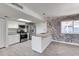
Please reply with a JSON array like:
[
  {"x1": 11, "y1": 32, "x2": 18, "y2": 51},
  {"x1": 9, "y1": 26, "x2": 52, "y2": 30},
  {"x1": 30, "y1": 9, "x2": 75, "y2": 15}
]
[{"x1": 47, "y1": 14, "x2": 79, "y2": 44}]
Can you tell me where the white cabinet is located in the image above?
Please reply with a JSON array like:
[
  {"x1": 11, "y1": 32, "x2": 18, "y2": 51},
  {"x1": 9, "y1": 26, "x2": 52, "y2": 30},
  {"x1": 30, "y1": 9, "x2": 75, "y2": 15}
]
[
  {"x1": 32, "y1": 35, "x2": 52, "y2": 53},
  {"x1": 8, "y1": 20, "x2": 18, "y2": 28},
  {"x1": 32, "y1": 36, "x2": 41, "y2": 52},
  {"x1": 0, "y1": 18, "x2": 7, "y2": 48},
  {"x1": 36, "y1": 22, "x2": 47, "y2": 34},
  {"x1": 8, "y1": 35, "x2": 20, "y2": 45},
  {"x1": 42, "y1": 36, "x2": 52, "y2": 51}
]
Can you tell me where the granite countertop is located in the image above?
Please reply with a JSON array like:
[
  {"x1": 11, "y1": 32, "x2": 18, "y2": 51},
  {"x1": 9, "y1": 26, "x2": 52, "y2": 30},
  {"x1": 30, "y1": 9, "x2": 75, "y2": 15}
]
[
  {"x1": 8, "y1": 33, "x2": 19, "y2": 35},
  {"x1": 33, "y1": 33, "x2": 51, "y2": 37},
  {"x1": 8, "y1": 32, "x2": 19, "y2": 35}
]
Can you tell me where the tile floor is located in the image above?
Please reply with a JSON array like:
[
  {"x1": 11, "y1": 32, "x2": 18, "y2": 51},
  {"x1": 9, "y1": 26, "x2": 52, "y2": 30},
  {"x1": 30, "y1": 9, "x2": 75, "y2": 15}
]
[{"x1": 0, "y1": 40, "x2": 79, "y2": 56}]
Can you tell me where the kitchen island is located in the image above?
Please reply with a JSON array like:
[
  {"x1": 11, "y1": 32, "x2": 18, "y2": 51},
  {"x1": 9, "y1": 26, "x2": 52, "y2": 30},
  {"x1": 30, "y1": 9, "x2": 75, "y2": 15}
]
[{"x1": 32, "y1": 33, "x2": 52, "y2": 53}]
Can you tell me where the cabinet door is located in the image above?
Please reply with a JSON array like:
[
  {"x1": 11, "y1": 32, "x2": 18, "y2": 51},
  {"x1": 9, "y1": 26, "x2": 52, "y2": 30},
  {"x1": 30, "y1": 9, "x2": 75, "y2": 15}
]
[
  {"x1": 36, "y1": 22, "x2": 47, "y2": 34},
  {"x1": 8, "y1": 35, "x2": 19, "y2": 45},
  {"x1": 0, "y1": 19, "x2": 6, "y2": 48}
]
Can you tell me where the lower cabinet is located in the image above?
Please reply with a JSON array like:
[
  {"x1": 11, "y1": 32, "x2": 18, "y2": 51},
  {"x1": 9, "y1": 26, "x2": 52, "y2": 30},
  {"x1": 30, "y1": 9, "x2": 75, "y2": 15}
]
[
  {"x1": 32, "y1": 35, "x2": 52, "y2": 53},
  {"x1": 8, "y1": 34, "x2": 20, "y2": 45},
  {"x1": 42, "y1": 36, "x2": 52, "y2": 52}
]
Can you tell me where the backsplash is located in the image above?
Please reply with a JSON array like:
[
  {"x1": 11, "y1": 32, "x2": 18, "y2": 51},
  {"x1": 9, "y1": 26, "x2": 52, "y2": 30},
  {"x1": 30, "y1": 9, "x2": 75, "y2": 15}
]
[
  {"x1": 47, "y1": 14, "x2": 79, "y2": 44},
  {"x1": 8, "y1": 28, "x2": 18, "y2": 35}
]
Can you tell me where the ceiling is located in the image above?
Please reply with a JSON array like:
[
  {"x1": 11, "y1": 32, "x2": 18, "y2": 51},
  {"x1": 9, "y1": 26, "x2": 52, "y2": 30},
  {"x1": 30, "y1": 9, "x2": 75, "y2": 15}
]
[
  {"x1": 0, "y1": 3, "x2": 43, "y2": 23},
  {"x1": 23, "y1": 3, "x2": 79, "y2": 17},
  {"x1": 0, "y1": 4, "x2": 32, "y2": 22},
  {"x1": 0, "y1": 3, "x2": 79, "y2": 23},
  {"x1": 0, "y1": 4, "x2": 21, "y2": 19}
]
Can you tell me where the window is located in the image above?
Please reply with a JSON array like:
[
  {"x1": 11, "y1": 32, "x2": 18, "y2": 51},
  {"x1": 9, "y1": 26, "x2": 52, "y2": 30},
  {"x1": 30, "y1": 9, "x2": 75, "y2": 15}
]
[
  {"x1": 74, "y1": 20, "x2": 79, "y2": 33},
  {"x1": 61, "y1": 20, "x2": 79, "y2": 34}
]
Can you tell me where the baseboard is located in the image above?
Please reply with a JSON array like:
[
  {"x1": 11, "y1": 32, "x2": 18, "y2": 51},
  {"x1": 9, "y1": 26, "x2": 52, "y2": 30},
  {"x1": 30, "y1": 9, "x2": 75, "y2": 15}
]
[{"x1": 52, "y1": 40, "x2": 79, "y2": 47}]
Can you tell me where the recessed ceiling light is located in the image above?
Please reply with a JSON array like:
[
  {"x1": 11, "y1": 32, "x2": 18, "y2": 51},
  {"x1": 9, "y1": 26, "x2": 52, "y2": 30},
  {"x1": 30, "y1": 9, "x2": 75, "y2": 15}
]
[{"x1": 18, "y1": 18, "x2": 32, "y2": 22}]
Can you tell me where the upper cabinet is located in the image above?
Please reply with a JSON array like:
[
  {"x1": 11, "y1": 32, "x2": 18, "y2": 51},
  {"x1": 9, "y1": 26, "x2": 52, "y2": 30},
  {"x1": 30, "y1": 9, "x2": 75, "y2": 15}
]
[
  {"x1": 8, "y1": 20, "x2": 18, "y2": 29},
  {"x1": 36, "y1": 22, "x2": 47, "y2": 34}
]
